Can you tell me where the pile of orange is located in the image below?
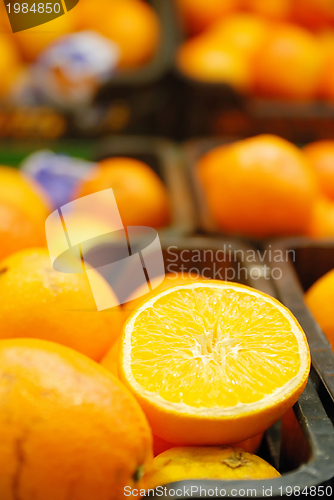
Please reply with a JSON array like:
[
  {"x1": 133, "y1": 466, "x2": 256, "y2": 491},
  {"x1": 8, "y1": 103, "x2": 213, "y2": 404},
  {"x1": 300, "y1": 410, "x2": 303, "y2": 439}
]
[
  {"x1": 0, "y1": 0, "x2": 160, "y2": 103},
  {"x1": 197, "y1": 134, "x2": 334, "y2": 238},
  {"x1": 0, "y1": 238, "x2": 310, "y2": 495},
  {"x1": 11, "y1": 0, "x2": 160, "y2": 67},
  {"x1": 176, "y1": 0, "x2": 334, "y2": 100}
]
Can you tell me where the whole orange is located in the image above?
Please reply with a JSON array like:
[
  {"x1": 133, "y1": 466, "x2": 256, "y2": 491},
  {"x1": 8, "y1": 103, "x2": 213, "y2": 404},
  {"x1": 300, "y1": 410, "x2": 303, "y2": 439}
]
[
  {"x1": 0, "y1": 166, "x2": 51, "y2": 225},
  {"x1": 303, "y1": 141, "x2": 334, "y2": 200},
  {"x1": 0, "y1": 201, "x2": 46, "y2": 261},
  {"x1": 177, "y1": 35, "x2": 252, "y2": 92},
  {"x1": 0, "y1": 338, "x2": 152, "y2": 500},
  {"x1": 0, "y1": 248, "x2": 124, "y2": 361},
  {"x1": 197, "y1": 135, "x2": 318, "y2": 237},
  {"x1": 206, "y1": 13, "x2": 271, "y2": 61},
  {"x1": 176, "y1": 0, "x2": 239, "y2": 35},
  {"x1": 75, "y1": 157, "x2": 171, "y2": 229},
  {"x1": 254, "y1": 23, "x2": 324, "y2": 100},
  {"x1": 79, "y1": 0, "x2": 160, "y2": 68}
]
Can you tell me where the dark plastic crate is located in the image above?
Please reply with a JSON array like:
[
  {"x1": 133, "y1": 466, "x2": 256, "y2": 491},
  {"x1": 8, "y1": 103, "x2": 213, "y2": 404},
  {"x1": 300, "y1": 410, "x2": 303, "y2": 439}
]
[
  {"x1": 266, "y1": 238, "x2": 334, "y2": 413},
  {"x1": 137, "y1": 235, "x2": 334, "y2": 498}
]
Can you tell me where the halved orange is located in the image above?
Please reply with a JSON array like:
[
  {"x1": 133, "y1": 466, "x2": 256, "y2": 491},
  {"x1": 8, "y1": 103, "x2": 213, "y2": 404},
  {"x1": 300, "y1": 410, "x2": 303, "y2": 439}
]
[{"x1": 119, "y1": 280, "x2": 310, "y2": 445}]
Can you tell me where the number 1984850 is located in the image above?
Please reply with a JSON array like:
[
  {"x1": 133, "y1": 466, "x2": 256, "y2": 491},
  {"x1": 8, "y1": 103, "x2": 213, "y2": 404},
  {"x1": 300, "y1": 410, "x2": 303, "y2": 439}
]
[{"x1": 6, "y1": 3, "x2": 61, "y2": 14}]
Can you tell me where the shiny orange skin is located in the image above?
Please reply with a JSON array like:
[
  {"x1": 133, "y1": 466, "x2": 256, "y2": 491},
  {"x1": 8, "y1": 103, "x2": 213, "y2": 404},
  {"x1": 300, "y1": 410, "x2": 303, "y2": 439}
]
[
  {"x1": 0, "y1": 248, "x2": 124, "y2": 361},
  {"x1": 0, "y1": 338, "x2": 152, "y2": 500},
  {"x1": 303, "y1": 141, "x2": 334, "y2": 200},
  {"x1": 78, "y1": 0, "x2": 160, "y2": 68},
  {"x1": 254, "y1": 23, "x2": 324, "y2": 100},
  {"x1": 75, "y1": 157, "x2": 171, "y2": 229},
  {"x1": 197, "y1": 135, "x2": 318, "y2": 237},
  {"x1": 177, "y1": 35, "x2": 253, "y2": 92},
  {"x1": 0, "y1": 201, "x2": 46, "y2": 261},
  {"x1": 176, "y1": 0, "x2": 239, "y2": 35}
]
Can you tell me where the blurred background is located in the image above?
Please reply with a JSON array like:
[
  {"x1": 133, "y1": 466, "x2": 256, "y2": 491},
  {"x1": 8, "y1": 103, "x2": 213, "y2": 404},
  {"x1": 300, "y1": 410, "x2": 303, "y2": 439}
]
[{"x1": 2, "y1": 0, "x2": 334, "y2": 249}]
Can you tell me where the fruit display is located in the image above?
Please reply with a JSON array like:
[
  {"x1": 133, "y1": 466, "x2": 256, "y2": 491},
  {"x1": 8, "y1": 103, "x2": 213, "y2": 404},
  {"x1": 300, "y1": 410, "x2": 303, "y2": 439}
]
[
  {"x1": 0, "y1": 1, "x2": 162, "y2": 109},
  {"x1": 176, "y1": 0, "x2": 334, "y2": 102},
  {"x1": 1, "y1": 1, "x2": 334, "y2": 497}
]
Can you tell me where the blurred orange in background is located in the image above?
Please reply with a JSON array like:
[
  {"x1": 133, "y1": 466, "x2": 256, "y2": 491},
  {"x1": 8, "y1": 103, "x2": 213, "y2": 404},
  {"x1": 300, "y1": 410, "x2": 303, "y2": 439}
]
[
  {"x1": 177, "y1": 35, "x2": 253, "y2": 91},
  {"x1": 206, "y1": 13, "x2": 271, "y2": 61},
  {"x1": 305, "y1": 268, "x2": 334, "y2": 349},
  {"x1": 291, "y1": 0, "x2": 334, "y2": 32},
  {"x1": 4, "y1": 0, "x2": 160, "y2": 75},
  {"x1": 177, "y1": 0, "x2": 239, "y2": 35},
  {"x1": 307, "y1": 196, "x2": 334, "y2": 238},
  {"x1": 76, "y1": 157, "x2": 171, "y2": 229},
  {"x1": 318, "y1": 31, "x2": 334, "y2": 100},
  {"x1": 303, "y1": 140, "x2": 334, "y2": 200},
  {"x1": 197, "y1": 134, "x2": 318, "y2": 237},
  {"x1": 253, "y1": 23, "x2": 324, "y2": 100},
  {"x1": 0, "y1": 33, "x2": 22, "y2": 98},
  {"x1": 241, "y1": 0, "x2": 292, "y2": 22},
  {"x1": 76, "y1": 0, "x2": 160, "y2": 68}
]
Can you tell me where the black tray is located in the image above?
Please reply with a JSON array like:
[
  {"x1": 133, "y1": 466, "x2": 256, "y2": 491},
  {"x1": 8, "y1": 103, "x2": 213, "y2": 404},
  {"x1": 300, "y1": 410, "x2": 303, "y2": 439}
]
[
  {"x1": 0, "y1": 136, "x2": 195, "y2": 236},
  {"x1": 267, "y1": 238, "x2": 334, "y2": 413},
  {"x1": 140, "y1": 235, "x2": 334, "y2": 498}
]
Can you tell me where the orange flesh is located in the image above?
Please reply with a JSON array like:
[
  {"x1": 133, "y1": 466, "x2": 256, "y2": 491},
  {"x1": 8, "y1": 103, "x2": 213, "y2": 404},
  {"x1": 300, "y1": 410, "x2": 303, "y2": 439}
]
[{"x1": 129, "y1": 286, "x2": 301, "y2": 409}]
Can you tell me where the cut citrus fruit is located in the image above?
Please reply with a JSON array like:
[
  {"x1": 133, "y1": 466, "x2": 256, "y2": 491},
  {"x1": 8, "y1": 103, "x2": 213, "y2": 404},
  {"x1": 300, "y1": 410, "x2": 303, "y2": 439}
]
[{"x1": 119, "y1": 281, "x2": 310, "y2": 445}]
